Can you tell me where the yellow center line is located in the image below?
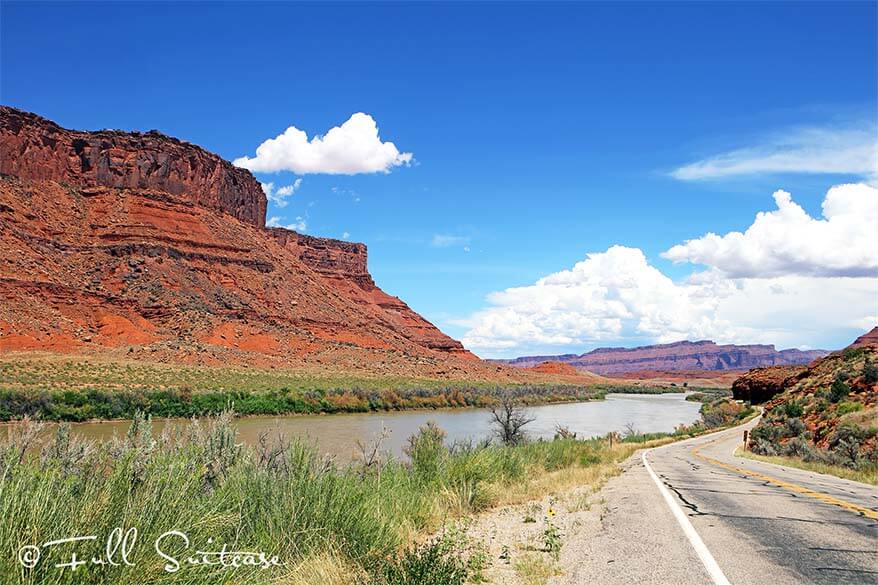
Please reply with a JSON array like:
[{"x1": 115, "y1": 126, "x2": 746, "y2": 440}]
[{"x1": 691, "y1": 436, "x2": 878, "y2": 521}]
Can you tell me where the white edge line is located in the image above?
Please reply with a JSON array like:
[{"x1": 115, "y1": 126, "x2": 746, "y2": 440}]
[{"x1": 642, "y1": 449, "x2": 732, "y2": 585}]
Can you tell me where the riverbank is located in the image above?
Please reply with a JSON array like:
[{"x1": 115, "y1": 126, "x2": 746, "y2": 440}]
[
  {"x1": 0, "y1": 354, "x2": 693, "y2": 422},
  {"x1": 0, "y1": 413, "x2": 667, "y2": 585},
  {"x1": 0, "y1": 396, "x2": 750, "y2": 584},
  {"x1": 29, "y1": 393, "x2": 704, "y2": 461}
]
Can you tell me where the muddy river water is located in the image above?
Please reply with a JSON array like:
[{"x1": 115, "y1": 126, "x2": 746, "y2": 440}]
[{"x1": 59, "y1": 392, "x2": 701, "y2": 460}]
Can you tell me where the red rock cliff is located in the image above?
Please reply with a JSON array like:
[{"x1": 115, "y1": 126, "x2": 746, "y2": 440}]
[
  {"x1": 0, "y1": 106, "x2": 485, "y2": 374},
  {"x1": 269, "y1": 228, "x2": 473, "y2": 358},
  {"x1": 269, "y1": 229, "x2": 375, "y2": 289},
  {"x1": 0, "y1": 106, "x2": 266, "y2": 227}
]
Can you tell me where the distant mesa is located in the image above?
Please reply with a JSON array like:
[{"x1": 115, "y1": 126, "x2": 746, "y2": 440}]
[{"x1": 493, "y1": 339, "x2": 829, "y2": 377}]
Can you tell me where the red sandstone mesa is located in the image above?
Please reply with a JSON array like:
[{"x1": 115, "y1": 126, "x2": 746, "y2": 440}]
[
  {"x1": 1, "y1": 107, "x2": 266, "y2": 228},
  {"x1": 495, "y1": 340, "x2": 828, "y2": 376},
  {"x1": 0, "y1": 106, "x2": 519, "y2": 379}
]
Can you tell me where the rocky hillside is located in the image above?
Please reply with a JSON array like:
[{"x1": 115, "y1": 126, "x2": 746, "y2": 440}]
[
  {"x1": 0, "y1": 106, "x2": 551, "y2": 382},
  {"x1": 495, "y1": 340, "x2": 828, "y2": 376},
  {"x1": 743, "y1": 328, "x2": 878, "y2": 469}
]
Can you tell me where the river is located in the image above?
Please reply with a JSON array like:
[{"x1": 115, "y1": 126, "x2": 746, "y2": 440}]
[{"x1": 60, "y1": 392, "x2": 701, "y2": 460}]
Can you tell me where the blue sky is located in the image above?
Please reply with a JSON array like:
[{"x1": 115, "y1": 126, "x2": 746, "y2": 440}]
[{"x1": 2, "y1": 1, "x2": 876, "y2": 357}]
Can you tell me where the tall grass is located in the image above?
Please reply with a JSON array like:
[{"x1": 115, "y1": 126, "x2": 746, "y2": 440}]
[{"x1": 0, "y1": 412, "x2": 640, "y2": 584}]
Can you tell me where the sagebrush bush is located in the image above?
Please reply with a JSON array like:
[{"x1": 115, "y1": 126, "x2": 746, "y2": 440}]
[
  {"x1": 782, "y1": 436, "x2": 810, "y2": 458},
  {"x1": 828, "y1": 424, "x2": 875, "y2": 469},
  {"x1": 782, "y1": 417, "x2": 806, "y2": 438},
  {"x1": 751, "y1": 438, "x2": 778, "y2": 456}
]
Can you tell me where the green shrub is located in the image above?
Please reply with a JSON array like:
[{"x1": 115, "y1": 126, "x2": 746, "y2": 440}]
[
  {"x1": 828, "y1": 424, "x2": 872, "y2": 468},
  {"x1": 864, "y1": 359, "x2": 878, "y2": 385},
  {"x1": 842, "y1": 347, "x2": 866, "y2": 361},
  {"x1": 383, "y1": 534, "x2": 470, "y2": 585},
  {"x1": 751, "y1": 438, "x2": 778, "y2": 456},
  {"x1": 782, "y1": 417, "x2": 806, "y2": 438},
  {"x1": 783, "y1": 436, "x2": 811, "y2": 458},
  {"x1": 836, "y1": 401, "x2": 864, "y2": 416},
  {"x1": 783, "y1": 400, "x2": 804, "y2": 418},
  {"x1": 829, "y1": 375, "x2": 850, "y2": 403},
  {"x1": 405, "y1": 421, "x2": 448, "y2": 483}
]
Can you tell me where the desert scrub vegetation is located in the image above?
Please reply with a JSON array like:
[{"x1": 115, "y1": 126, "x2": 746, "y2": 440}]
[
  {"x1": 0, "y1": 357, "x2": 611, "y2": 422},
  {"x1": 684, "y1": 387, "x2": 732, "y2": 403},
  {"x1": 748, "y1": 344, "x2": 878, "y2": 481},
  {"x1": 750, "y1": 414, "x2": 878, "y2": 474},
  {"x1": 0, "y1": 384, "x2": 604, "y2": 422},
  {"x1": 0, "y1": 410, "x2": 654, "y2": 585}
]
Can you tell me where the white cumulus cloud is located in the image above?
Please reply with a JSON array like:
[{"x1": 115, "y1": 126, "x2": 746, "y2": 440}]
[
  {"x1": 461, "y1": 246, "x2": 878, "y2": 357},
  {"x1": 461, "y1": 246, "x2": 727, "y2": 353},
  {"x1": 670, "y1": 125, "x2": 878, "y2": 181},
  {"x1": 460, "y1": 183, "x2": 878, "y2": 357},
  {"x1": 235, "y1": 113, "x2": 413, "y2": 175},
  {"x1": 261, "y1": 178, "x2": 302, "y2": 208},
  {"x1": 662, "y1": 183, "x2": 878, "y2": 278},
  {"x1": 266, "y1": 215, "x2": 307, "y2": 232}
]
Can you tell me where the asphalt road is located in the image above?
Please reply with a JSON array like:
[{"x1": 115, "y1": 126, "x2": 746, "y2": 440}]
[{"x1": 559, "y1": 418, "x2": 878, "y2": 585}]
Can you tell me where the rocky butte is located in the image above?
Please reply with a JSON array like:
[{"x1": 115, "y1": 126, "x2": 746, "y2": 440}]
[{"x1": 0, "y1": 106, "x2": 542, "y2": 381}]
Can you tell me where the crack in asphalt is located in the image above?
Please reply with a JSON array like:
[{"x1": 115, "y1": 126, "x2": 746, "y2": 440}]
[
  {"x1": 656, "y1": 479, "x2": 873, "y2": 528},
  {"x1": 670, "y1": 486, "x2": 799, "y2": 497},
  {"x1": 813, "y1": 567, "x2": 878, "y2": 574},
  {"x1": 662, "y1": 480, "x2": 708, "y2": 516},
  {"x1": 807, "y1": 547, "x2": 878, "y2": 554}
]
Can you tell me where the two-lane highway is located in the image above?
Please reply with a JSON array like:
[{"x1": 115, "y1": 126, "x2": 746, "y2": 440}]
[{"x1": 559, "y1": 418, "x2": 878, "y2": 585}]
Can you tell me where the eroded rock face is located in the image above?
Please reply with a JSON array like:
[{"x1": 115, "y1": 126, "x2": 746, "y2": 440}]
[
  {"x1": 0, "y1": 106, "x2": 266, "y2": 227},
  {"x1": 270, "y1": 229, "x2": 375, "y2": 289},
  {"x1": 731, "y1": 365, "x2": 809, "y2": 404},
  {"x1": 269, "y1": 228, "x2": 472, "y2": 358},
  {"x1": 496, "y1": 340, "x2": 828, "y2": 376}
]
